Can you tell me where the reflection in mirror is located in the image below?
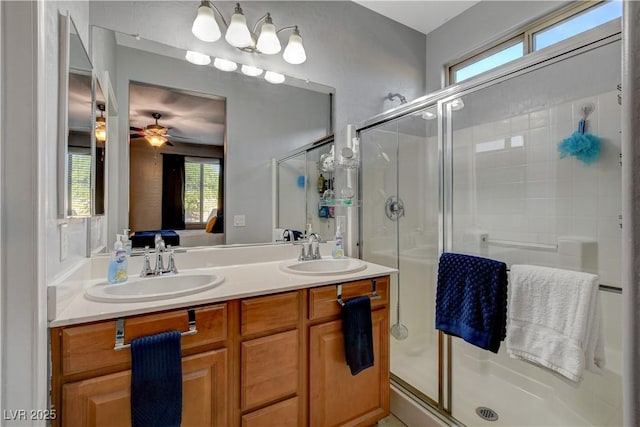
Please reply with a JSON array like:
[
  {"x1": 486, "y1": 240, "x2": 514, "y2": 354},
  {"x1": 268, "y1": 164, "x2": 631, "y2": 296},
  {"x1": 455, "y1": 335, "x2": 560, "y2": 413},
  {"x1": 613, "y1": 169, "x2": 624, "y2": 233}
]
[
  {"x1": 59, "y1": 14, "x2": 93, "y2": 218},
  {"x1": 276, "y1": 137, "x2": 336, "y2": 241},
  {"x1": 93, "y1": 81, "x2": 105, "y2": 215},
  {"x1": 128, "y1": 82, "x2": 225, "y2": 248},
  {"x1": 91, "y1": 26, "x2": 334, "y2": 249}
]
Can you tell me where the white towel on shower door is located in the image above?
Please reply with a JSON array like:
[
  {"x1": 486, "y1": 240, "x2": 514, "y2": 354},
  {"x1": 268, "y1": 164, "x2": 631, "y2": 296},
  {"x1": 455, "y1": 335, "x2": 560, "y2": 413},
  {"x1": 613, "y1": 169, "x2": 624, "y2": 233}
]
[{"x1": 506, "y1": 265, "x2": 605, "y2": 383}]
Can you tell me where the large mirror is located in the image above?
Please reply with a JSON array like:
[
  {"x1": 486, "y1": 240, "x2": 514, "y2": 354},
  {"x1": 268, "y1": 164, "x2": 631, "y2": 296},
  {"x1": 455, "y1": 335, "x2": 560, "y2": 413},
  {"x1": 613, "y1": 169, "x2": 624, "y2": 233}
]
[
  {"x1": 58, "y1": 14, "x2": 94, "y2": 218},
  {"x1": 91, "y1": 26, "x2": 334, "y2": 249}
]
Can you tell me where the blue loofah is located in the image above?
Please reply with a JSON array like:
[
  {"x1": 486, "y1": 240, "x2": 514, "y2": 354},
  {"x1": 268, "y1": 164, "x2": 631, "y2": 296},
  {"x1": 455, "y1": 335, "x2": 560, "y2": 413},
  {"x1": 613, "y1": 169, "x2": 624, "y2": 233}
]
[{"x1": 558, "y1": 120, "x2": 601, "y2": 165}]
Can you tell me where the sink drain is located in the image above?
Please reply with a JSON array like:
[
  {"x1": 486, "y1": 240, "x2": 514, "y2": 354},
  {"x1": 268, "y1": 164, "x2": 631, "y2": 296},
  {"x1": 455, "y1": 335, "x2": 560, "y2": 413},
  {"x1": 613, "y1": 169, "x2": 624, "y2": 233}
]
[{"x1": 476, "y1": 407, "x2": 499, "y2": 422}]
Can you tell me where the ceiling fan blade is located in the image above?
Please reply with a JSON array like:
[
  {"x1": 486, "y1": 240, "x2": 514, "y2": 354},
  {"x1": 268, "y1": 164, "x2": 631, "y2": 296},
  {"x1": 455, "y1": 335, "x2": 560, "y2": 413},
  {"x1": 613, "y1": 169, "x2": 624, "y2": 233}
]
[
  {"x1": 165, "y1": 140, "x2": 174, "y2": 147},
  {"x1": 130, "y1": 126, "x2": 144, "y2": 132}
]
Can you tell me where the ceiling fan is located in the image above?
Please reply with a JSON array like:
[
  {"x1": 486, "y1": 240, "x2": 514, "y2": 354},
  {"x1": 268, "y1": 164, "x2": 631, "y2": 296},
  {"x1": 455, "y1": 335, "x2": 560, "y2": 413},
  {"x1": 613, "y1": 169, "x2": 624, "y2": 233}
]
[{"x1": 130, "y1": 112, "x2": 174, "y2": 147}]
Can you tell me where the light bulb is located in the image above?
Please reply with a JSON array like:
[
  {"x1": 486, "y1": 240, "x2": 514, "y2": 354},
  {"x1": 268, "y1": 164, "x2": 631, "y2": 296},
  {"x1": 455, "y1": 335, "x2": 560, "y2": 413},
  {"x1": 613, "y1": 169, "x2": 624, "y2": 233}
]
[
  {"x1": 256, "y1": 14, "x2": 281, "y2": 54},
  {"x1": 241, "y1": 64, "x2": 264, "y2": 77},
  {"x1": 421, "y1": 111, "x2": 437, "y2": 120},
  {"x1": 145, "y1": 135, "x2": 167, "y2": 147},
  {"x1": 283, "y1": 27, "x2": 306, "y2": 65},
  {"x1": 264, "y1": 71, "x2": 285, "y2": 84},
  {"x1": 185, "y1": 50, "x2": 211, "y2": 66},
  {"x1": 192, "y1": 3, "x2": 221, "y2": 42},
  {"x1": 451, "y1": 98, "x2": 465, "y2": 111},
  {"x1": 225, "y1": 3, "x2": 252, "y2": 48},
  {"x1": 213, "y1": 58, "x2": 237, "y2": 72}
]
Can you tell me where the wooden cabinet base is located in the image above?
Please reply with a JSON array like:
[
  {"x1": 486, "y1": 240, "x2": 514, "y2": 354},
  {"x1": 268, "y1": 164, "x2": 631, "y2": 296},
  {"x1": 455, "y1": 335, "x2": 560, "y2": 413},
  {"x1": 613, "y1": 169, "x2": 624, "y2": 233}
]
[{"x1": 61, "y1": 349, "x2": 227, "y2": 427}]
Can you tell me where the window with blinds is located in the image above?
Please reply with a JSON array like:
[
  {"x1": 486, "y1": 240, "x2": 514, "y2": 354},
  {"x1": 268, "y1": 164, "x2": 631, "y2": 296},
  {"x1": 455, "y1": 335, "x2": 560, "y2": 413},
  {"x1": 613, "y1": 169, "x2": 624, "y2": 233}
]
[
  {"x1": 185, "y1": 157, "x2": 221, "y2": 224},
  {"x1": 68, "y1": 150, "x2": 92, "y2": 216}
]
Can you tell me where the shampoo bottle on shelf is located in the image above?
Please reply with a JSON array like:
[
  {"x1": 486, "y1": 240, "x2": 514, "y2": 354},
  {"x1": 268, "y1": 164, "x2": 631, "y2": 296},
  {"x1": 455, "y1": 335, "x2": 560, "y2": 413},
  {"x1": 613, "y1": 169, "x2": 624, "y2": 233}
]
[{"x1": 107, "y1": 235, "x2": 128, "y2": 284}]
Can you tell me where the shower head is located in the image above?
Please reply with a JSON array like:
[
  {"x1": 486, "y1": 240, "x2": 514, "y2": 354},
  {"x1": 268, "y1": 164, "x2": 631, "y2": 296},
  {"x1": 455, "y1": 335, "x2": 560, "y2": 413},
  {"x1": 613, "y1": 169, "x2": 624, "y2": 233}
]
[{"x1": 386, "y1": 92, "x2": 407, "y2": 104}]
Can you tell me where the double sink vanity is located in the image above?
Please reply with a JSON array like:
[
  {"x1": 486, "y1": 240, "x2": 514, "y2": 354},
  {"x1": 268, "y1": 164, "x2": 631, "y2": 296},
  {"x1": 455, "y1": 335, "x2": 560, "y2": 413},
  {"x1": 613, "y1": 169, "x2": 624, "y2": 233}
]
[{"x1": 48, "y1": 243, "x2": 396, "y2": 426}]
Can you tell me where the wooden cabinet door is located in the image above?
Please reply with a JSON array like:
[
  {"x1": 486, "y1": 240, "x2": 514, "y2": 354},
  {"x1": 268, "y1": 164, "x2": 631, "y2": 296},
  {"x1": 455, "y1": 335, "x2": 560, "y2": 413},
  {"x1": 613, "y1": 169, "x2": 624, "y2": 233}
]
[
  {"x1": 61, "y1": 349, "x2": 227, "y2": 427},
  {"x1": 309, "y1": 310, "x2": 389, "y2": 427}
]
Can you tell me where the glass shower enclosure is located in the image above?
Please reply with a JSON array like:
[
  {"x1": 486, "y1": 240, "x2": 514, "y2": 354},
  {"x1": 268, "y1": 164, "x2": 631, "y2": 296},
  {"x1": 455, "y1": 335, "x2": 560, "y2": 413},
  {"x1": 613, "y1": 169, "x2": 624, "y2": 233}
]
[{"x1": 358, "y1": 31, "x2": 622, "y2": 426}]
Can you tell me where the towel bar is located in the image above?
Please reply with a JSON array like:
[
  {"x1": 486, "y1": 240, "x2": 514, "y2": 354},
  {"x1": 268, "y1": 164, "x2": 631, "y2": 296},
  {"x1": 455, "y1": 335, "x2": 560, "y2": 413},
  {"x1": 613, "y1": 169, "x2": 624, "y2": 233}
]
[
  {"x1": 114, "y1": 308, "x2": 197, "y2": 351},
  {"x1": 336, "y1": 280, "x2": 382, "y2": 307}
]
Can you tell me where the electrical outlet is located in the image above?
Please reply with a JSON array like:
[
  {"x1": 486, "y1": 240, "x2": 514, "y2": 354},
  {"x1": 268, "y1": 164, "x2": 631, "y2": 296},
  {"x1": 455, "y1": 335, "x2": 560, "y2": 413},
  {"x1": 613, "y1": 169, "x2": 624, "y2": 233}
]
[
  {"x1": 60, "y1": 224, "x2": 69, "y2": 261},
  {"x1": 233, "y1": 215, "x2": 246, "y2": 227}
]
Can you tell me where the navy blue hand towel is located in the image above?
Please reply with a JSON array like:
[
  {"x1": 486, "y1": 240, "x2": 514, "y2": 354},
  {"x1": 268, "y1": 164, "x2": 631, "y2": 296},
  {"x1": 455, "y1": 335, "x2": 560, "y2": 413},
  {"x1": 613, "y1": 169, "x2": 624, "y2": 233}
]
[
  {"x1": 342, "y1": 296, "x2": 374, "y2": 375},
  {"x1": 130, "y1": 330, "x2": 183, "y2": 427},
  {"x1": 435, "y1": 252, "x2": 508, "y2": 353}
]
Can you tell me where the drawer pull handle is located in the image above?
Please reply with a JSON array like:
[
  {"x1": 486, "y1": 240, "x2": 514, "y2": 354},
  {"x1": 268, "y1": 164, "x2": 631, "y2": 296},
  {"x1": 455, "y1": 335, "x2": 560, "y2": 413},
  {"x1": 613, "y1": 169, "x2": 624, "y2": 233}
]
[
  {"x1": 114, "y1": 308, "x2": 198, "y2": 351},
  {"x1": 336, "y1": 279, "x2": 382, "y2": 307}
]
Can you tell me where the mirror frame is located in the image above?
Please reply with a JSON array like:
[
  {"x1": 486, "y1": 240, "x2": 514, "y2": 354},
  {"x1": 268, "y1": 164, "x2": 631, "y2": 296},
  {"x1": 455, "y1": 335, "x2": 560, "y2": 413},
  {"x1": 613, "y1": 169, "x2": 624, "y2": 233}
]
[{"x1": 57, "y1": 13, "x2": 94, "y2": 219}]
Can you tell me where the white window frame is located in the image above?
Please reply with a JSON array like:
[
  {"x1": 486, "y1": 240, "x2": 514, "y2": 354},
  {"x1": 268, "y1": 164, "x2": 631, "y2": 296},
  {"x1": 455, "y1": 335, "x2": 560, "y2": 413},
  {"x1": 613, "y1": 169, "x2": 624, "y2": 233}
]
[
  {"x1": 446, "y1": 1, "x2": 620, "y2": 85},
  {"x1": 184, "y1": 157, "x2": 221, "y2": 226}
]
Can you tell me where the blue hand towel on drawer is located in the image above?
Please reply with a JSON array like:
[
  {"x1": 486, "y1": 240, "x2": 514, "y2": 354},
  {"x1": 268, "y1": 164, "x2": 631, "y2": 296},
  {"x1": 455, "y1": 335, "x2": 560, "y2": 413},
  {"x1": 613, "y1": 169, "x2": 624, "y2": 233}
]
[
  {"x1": 130, "y1": 330, "x2": 182, "y2": 427},
  {"x1": 435, "y1": 252, "x2": 508, "y2": 353},
  {"x1": 342, "y1": 296, "x2": 374, "y2": 375}
]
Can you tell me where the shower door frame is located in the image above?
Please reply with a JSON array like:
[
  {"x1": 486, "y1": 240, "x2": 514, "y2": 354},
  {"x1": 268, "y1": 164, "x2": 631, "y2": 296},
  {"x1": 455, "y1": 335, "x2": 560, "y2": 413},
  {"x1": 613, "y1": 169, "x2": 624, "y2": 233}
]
[{"x1": 356, "y1": 20, "x2": 621, "y2": 423}]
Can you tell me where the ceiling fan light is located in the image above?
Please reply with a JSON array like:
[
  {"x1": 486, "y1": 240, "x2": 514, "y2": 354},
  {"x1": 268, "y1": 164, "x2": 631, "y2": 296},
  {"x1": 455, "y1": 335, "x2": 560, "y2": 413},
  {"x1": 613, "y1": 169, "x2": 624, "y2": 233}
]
[
  {"x1": 283, "y1": 27, "x2": 306, "y2": 65},
  {"x1": 95, "y1": 117, "x2": 107, "y2": 142},
  {"x1": 192, "y1": 3, "x2": 221, "y2": 42},
  {"x1": 241, "y1": 64, "x2": 263, "y2": 77},
  {"x1": 145, "y1": 134, "x2": 167, "y2": 147},
  {"x1": 264, "y1": 71, "x2": 285, "y2": 84},
  {"x1": 256, "y1": 14, "x2": 281, "y2": 54},
  {"x1": 185, "y1": 50, "x2": 211, "y2": 65},
  {"x1": 213, "y1": 57, "x2": 238, "y2": 72},
  {"x1": 225, "y1": 3, "x2": 252, "y2": 48}
]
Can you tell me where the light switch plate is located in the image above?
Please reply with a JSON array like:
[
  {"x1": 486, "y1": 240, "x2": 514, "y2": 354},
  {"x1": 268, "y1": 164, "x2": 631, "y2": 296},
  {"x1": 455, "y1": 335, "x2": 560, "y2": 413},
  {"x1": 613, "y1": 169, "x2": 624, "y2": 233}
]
[
  {"x1": 233, "y1": 215, "x2": 246, "y2": 227},
  {"x1": 60, "y1": 224, "x2": 69, "y2": 261}
]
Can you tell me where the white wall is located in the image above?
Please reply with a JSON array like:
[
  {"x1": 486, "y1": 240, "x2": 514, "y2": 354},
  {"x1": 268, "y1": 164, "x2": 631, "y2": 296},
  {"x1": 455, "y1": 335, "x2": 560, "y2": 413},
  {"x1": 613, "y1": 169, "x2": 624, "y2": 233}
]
[{"x1": 425, "y1": 0, "x2": 566, "y2": 92}]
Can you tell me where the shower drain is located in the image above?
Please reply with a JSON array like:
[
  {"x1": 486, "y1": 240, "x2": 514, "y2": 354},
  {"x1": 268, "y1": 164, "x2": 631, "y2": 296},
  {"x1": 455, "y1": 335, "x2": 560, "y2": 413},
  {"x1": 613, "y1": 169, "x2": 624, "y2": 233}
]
[{"x1": 475, "y1": 406, "x2": 499, "y2": 422}]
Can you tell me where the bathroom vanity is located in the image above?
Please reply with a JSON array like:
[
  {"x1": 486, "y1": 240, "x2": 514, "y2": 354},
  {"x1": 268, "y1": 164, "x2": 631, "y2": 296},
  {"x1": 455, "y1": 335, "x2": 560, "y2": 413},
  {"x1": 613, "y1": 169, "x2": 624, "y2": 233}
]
[{"x1": 48, "y1": 245, "x2": 394, "y2": 427}]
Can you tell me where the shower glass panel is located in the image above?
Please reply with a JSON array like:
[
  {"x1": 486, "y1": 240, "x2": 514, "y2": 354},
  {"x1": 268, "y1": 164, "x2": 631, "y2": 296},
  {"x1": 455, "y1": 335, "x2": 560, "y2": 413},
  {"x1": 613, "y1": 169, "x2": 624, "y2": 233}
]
[
  {"x1": 360, "y1": 107, "x2": 440, "y2": 404},
  {"x1": 445, "y1": 40, "x2": 622, "y2": 426}
]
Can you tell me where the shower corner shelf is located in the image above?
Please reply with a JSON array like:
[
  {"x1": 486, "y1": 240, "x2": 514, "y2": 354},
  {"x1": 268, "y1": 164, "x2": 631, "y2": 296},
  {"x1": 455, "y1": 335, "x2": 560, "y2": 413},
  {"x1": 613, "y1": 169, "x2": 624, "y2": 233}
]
[{"x1": 319, "y1": 199, "x2": 361, "y2": 208}]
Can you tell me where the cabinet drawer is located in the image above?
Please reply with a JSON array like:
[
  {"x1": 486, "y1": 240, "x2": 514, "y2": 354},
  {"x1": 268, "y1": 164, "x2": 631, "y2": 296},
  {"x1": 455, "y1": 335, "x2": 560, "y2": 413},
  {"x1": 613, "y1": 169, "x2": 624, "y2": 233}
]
[
  {"x1": 61, "y1": 304, "x2": 227, "y2": 376},
  {"x1": 308, "y1": 276, "x2": 389, "y2": 320},
  {"x1": 241, "y1": 396, "x2": 299, "y2": 427},
  {"x1": 241, "y1": 291, "x2": 299, "y2": 336},
  {"x1": 241, "y1": 329, "x2": 299, "y2": 411}
]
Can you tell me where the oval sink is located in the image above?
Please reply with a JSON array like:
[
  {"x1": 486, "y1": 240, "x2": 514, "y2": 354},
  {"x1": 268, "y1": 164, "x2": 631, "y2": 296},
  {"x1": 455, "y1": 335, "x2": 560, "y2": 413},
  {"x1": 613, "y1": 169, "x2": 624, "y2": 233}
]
[
  {"x1": 280, "y1": 257, "x2": 367, "y2": 275},
  {"x1": 85, "y1": 273, "x2": 224, "y2": 303}
]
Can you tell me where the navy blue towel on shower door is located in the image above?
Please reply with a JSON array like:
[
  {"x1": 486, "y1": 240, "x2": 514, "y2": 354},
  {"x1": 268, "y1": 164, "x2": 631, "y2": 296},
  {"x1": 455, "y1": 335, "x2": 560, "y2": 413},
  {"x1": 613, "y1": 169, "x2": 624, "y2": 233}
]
[
  {"x1": 342, "y1": 296, "x2": 374, "y2": 375},
  {"x1": 435, "y1": 252, "x2": 508, "y2": 353},
  {"x1": 130, "y1": 330, "x2": 183, "y2": 427}
]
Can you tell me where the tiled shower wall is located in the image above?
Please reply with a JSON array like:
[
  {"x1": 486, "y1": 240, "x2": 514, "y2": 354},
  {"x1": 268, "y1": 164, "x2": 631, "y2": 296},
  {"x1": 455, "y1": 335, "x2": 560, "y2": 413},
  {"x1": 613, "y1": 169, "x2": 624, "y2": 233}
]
[{"x1": 452, "y1": 90, "x2": 622, "y2": 286}]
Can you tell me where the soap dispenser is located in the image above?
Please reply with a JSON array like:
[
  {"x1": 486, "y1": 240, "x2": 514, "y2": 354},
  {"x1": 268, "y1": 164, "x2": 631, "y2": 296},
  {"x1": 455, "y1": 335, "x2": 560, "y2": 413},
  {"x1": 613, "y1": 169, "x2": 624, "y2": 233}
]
[{"x1": 108, "y1": 235, "x2": 128, "y2": 284}]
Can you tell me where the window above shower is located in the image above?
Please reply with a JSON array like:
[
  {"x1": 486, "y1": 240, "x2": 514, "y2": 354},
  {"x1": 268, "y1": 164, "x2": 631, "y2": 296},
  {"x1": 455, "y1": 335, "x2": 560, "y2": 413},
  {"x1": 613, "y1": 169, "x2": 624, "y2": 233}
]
[{"x1": 448, "y1": 0, "x2": 622, "y2": 85}]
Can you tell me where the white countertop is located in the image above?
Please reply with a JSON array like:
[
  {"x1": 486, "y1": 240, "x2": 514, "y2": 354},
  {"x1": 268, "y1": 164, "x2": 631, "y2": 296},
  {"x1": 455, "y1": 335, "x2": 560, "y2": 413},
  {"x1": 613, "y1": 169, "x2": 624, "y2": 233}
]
[{"x1": 49, "y1": 255, "x2": 397, "y2": 328}]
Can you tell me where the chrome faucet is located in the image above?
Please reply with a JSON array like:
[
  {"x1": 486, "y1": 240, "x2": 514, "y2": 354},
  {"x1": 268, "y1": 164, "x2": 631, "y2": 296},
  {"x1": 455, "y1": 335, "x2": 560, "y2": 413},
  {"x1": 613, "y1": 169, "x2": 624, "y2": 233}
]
[
  {"x1": 140, "y1": 235, "x2": 178, "y2": 276},
  {"x1": 298, "y1": 232, "x2": 323, "y2": 261}
]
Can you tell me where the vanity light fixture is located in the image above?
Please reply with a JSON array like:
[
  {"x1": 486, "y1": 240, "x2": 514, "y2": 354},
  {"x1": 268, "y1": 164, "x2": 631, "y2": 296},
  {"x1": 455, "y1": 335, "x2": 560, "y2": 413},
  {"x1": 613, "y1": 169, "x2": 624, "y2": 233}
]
[
  {"x1": 95, "y1": 103, "x2": 106, "y2": 142},
  {"x1": 185, "y1": 50, "x2": 211, "y2": 65},
  {"x1": 213, "y1": 57, "x2": 238, "y2": 72},
  {"x1": 191, "y1": 1, "x2": 307, "y2": 65},
  {"x1": 264, "y1": 71, "x2": 285, "y2": 84},
  {"x1": 241, "y1": 64, "x2": 263, "y2": 77}
]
